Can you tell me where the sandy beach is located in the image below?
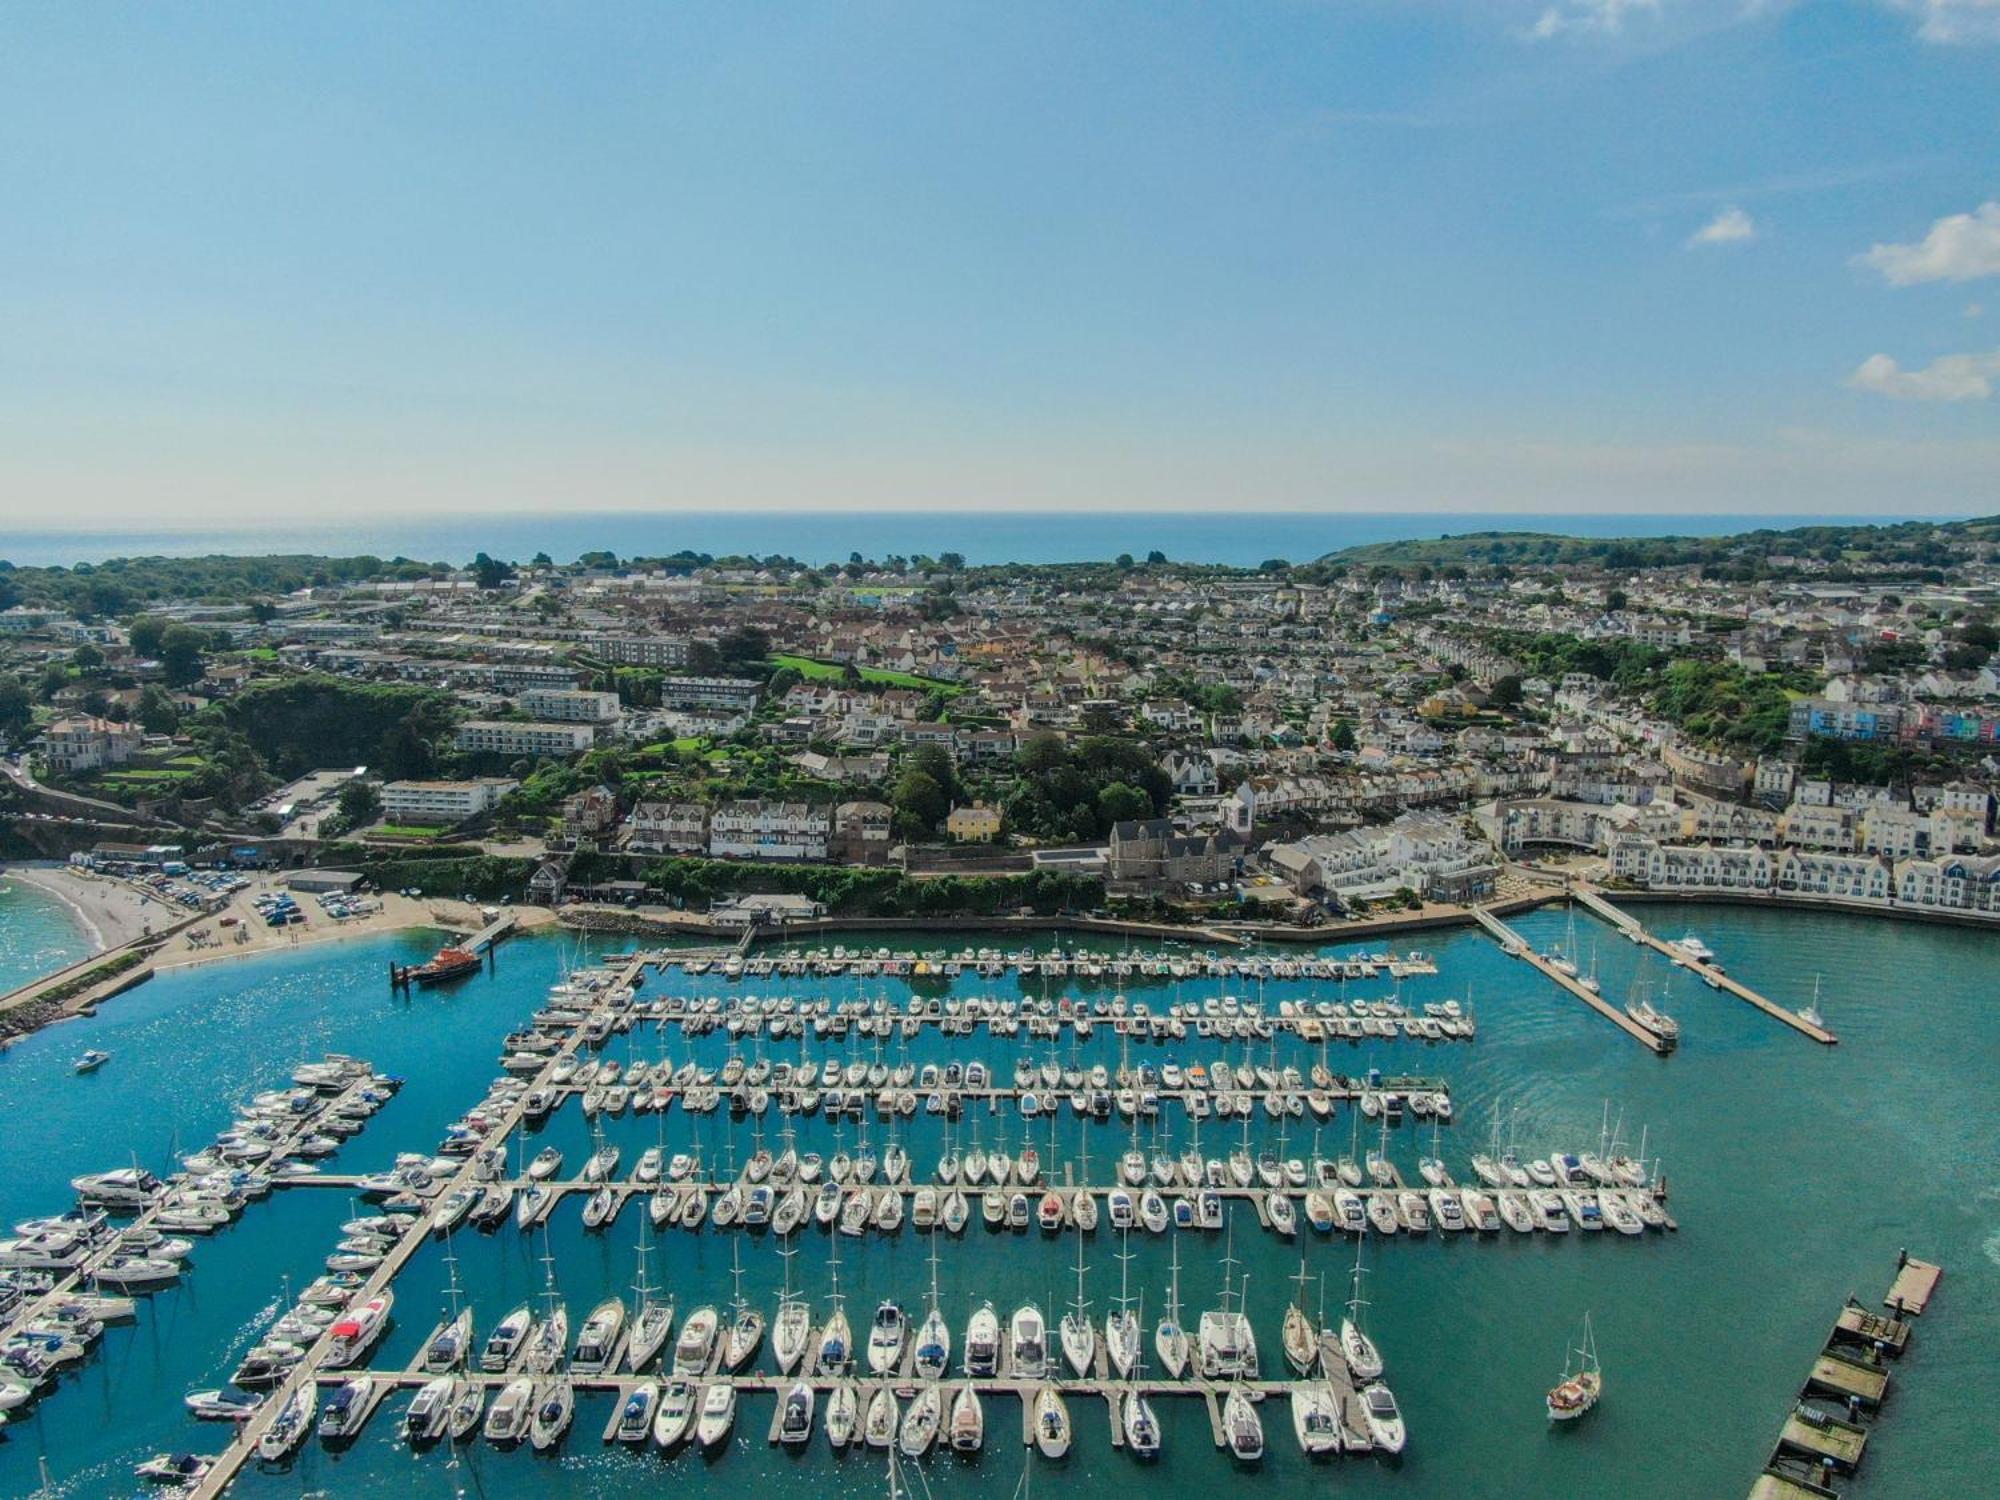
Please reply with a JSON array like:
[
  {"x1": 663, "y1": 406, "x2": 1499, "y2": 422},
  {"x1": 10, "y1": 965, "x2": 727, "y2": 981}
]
[
  {"x1": 149, "y1": 883, "x2": 558, "y2": 974},
  {"x1": 1, "y1": 863, "x2": 167, "y2": 952},
  {"x1": 0, "y1": 859, "x2": 556, "y2": 997}
]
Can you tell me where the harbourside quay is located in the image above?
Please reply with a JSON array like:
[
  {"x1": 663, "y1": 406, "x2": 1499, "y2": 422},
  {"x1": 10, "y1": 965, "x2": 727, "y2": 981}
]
[{"x1": 0, "y1": 901, "x2": 1986, "y2": 1498}]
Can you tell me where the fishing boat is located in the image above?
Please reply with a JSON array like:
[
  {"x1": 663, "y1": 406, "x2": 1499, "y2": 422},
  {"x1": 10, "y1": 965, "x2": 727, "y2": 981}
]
[{"x1": 1546, "y1": 1312, "x2": 1602, "y2": 1422}]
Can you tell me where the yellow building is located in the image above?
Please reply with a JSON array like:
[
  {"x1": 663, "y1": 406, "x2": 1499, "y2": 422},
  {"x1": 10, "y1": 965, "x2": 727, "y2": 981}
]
[{"x1": 946, "y1": 803, "x2": 1002, "y2": 842}]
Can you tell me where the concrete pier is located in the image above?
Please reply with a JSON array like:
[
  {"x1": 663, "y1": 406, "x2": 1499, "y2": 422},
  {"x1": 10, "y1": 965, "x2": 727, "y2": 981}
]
[
  {"x1": 1470, "y1": 906, "x2": 1666, "y2": 1053},
  {"x1": 1572, "y1": 887, "x2": 1837, "y2": 1045}
]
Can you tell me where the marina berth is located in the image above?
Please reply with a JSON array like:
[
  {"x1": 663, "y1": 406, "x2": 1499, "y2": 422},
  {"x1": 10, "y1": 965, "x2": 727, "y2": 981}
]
[{"x1": 4, "y1": 933, "x2": 1717, "y2": 1500}]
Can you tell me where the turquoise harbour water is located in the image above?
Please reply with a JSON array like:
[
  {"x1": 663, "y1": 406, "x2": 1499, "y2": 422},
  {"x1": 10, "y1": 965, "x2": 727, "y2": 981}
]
[
  {"x1": 0, "y1": 877, "x2": 97, "y2": 996},
  {"x1": 0, "y1": 906, "x2": 1993, "y2": 1498}
]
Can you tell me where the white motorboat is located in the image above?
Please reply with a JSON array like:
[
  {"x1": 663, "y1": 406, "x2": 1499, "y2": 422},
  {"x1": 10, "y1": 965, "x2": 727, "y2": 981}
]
[
  {"x1": 135, "y1": 1452, "x2": 211, "y2": 1484},
  {"x1": 949, "y1": 1382, "x2": 984, "y2": 1451},
  {"x1": 484, "y1": 1377, "x2": 535, "y2": 1444},
  {"x1": 776, "y1": 1381, "x2": 815, "y2": 1446},
  {"x1": 674, "y1": 1306, "x2": 718, "y2": 1374},
  {"x1": 481, "y1": 1303, "x2": 532, "y2": 1372},
  {"x1": 965, "y1": 1302, "x2": 1000, "y2": 1377},
  {"x1": 695, "y1": 1381, "x2": 737, "y2": 1449},
  {"x1": 614, "y1": 1381, "x2": 658, "y2": 1443},
  {"x1": 572, "y1": 1298, "x2": 626, "y2": 1374},
  {"x1": 403, "y1": 1377, "x2": 457, "y2": 1444},
  {"x1": 1362, "y1": 1381, "x2": 1406, "y2": 1451},
  {"x1": 1010, "y1": 1303, "x2": 1047, "y2": 1379},
  {"x1": 652, "y1": 1379, "x2": 697, "y2": 1448}
]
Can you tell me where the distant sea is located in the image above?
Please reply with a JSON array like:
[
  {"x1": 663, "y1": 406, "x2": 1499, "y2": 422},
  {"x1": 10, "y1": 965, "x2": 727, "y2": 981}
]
[{"x1": 0, "y1": 510, "x2": 1956, "y2": 570}]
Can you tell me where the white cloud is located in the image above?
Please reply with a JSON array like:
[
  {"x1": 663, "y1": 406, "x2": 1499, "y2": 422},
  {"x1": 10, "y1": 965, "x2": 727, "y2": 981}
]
[
  {"x1": 1858, "y1": 201, "x2": 2000, "y2": 285},
  {"x1": 1688, "y1": 206, "x2": 1757, "y2": 246},
  {"x1": 1527, "y1": 0, "x2": 1661, "y2": 40},
  {"x1": 1885, "y1": 1, "x2": 2000, "y2": 45},
  {"x1": 1847, "y1": 349, "x2": 2000, "y2": 401}
]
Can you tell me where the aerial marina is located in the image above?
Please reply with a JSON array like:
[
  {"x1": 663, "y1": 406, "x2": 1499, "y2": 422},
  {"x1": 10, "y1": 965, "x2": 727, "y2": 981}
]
[{"x1": 0, "y1": 901, "x2": 1981, "y2": 1498}]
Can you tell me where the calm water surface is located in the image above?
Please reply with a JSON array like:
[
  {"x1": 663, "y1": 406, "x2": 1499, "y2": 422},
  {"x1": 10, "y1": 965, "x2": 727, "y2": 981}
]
[
  {"x1": 0, "y1": 878, "x2": 97, "y2": 996},
  {"x1": 0, "y1": 906, "x2": 1991, "y2": 1499}
]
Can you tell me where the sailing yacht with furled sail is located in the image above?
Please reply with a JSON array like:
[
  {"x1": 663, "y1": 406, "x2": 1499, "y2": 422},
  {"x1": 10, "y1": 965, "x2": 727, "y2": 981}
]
[{"x1": 1546, "y1": 1312, "x2": 1602, "y2": 1422}]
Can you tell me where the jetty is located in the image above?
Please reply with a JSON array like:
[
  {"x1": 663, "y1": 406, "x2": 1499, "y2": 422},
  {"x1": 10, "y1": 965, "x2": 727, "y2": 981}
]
[
  {"x1": 1470, "y1": 906, "x2": 1665, "y2": 1052},
  {"x1": 0, "y1": 1057, "x2": 393, "y2": 1435},
  {"x1": 186, "y1": 953, "x2": 651, "y2": 1499},
  {"x1": 1749, "y1": 1255, "x2": 1942, "y2": 1499},
  {"x1": 1572, "y1": 887, "x2": 1836, "y2": 1046}
]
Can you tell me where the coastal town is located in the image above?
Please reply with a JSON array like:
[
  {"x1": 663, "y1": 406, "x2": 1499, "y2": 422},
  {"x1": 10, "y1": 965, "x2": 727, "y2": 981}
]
[
  {"x1": 0, "y1": 530, "x2": 1985, "y2": 1498},
  {"x1": 3, "y1": 519, "x2": 1997, "y2": 958}
]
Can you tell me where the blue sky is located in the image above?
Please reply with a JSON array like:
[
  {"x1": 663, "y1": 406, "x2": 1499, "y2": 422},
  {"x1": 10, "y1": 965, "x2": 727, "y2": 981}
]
[{"x1": 0, "y1": 1, "x2": 1995, "y2": 524}]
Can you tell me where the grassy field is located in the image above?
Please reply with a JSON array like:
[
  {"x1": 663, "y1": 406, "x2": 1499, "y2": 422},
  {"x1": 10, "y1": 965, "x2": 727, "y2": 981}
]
[
  {"x1": 770, "y1": 654, "x2": 962, "y2": 693},
  {"x1": 372, "y1": 823, "x2": 447, "y2": 839}
]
